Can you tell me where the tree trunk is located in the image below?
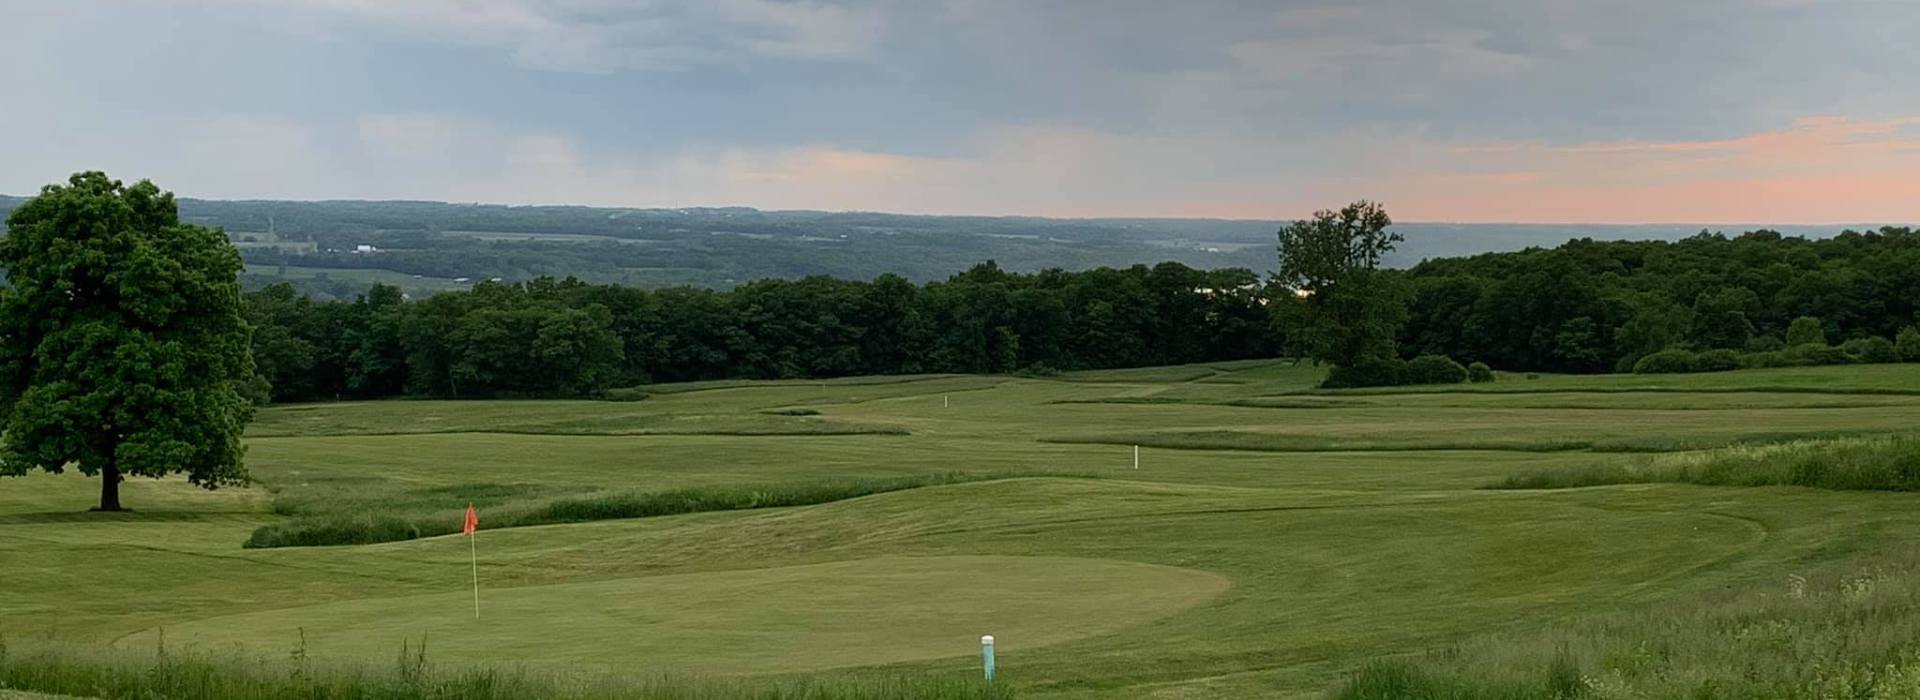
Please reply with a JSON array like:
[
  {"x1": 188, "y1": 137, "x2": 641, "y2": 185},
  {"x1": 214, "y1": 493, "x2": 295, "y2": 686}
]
[{"x1": 95, "y1": 460, "x2": 124, "y2": 512}]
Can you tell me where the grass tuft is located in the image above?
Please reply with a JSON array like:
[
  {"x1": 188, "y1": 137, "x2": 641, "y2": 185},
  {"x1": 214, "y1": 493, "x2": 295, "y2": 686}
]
[
  {"x1": 1327, "y1": 550, "x2": 1920, "y2": 699},
  {"x1": 0, "y1": 635, "x2": 1012, "y2": 700},
  {"x1": 244, "y1": 472, "x2": 1078, "y2": 548},
  {"x1": 1490, "y1": 434, "x2": 1920, "y2": 491}
]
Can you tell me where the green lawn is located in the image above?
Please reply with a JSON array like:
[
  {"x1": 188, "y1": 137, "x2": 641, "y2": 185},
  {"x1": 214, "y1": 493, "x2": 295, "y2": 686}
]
[
  {"x1": 131, "y1": 555, "x2": 1227, "y2": 674},
  {"x1": 7, "y1": 361, "x2": 1920, "y2": 698}
]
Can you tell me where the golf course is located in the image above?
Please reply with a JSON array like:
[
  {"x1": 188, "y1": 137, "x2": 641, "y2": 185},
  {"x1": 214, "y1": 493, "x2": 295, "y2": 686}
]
[{"x1": 7, "y1": 359, "x2": 1920, "y2": 698}]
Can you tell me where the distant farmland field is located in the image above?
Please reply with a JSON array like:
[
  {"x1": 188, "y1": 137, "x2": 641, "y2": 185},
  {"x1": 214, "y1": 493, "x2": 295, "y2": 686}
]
[{"x1": 244, "y1": 263, "x2": 471, "y2": 296}]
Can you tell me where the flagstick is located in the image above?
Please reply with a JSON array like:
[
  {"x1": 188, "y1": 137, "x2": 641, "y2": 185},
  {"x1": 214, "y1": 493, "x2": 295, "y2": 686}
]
[{"x1": 469, "y1": 531, "x2": 480, "y2": 619}]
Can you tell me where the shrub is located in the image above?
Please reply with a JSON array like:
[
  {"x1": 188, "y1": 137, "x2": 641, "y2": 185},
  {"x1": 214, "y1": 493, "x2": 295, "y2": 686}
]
[
  {"x1": 1745, "y1": 335, "x2": 1785, "y2": 352},
  {"x1": 1787, "y1": 316, "x2": 1827, "y2": 347},
  {"x1": 1740, "y1": 350, "x2": 1793, "y2": 369},
  {"x1": 601, "y1": 387, "x2": 651, "y2": 402},
  {"x1": 1403, "y1": 355, "x2": 1468, "y2": 385},
  {"x1": 1785, "y1": 343, "x2": 1852, "y2": 366},
  {"x1": 1467, "y1": 361, "x2": 1494, "y2": 383},
  {"x1": 1322, "y1": 356, "x2": 1408, "y2": 388},
  {"x1": 1898, "y1": 327, "x2": 1920, "y2": 362},
  {"x1": 1013, "y1": 363, "x2": 1061, "y2": 378},
  {"x1": 1695, "y1": 348, "x2": 1741, "y2": 372},
  {"x1": 1842, "y1": 336, "x2": 1900, "y2": 364},
  {"x1": 1633, "y1": 348, "x2": 1698, "y2": 374}
]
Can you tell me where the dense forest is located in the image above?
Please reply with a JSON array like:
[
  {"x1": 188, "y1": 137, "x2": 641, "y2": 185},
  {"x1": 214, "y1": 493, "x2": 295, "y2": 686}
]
[
  {"x1": 240, "y1": 226, "x2": 1920, "y2": 402},
  {"x1": 1401, "y1": 228, "x2": 1920, "y2": 374},
  {"x1": 243, "y1": 262, "x2": 1274, "y2": 402}
]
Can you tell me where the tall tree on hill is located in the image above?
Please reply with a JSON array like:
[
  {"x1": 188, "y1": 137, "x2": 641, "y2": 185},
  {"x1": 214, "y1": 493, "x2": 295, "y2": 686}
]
[
  {"x1": 1275, "y1": 200, "x2": 1408, "y2": 366},
  {"x1": 0, "y1": 173, "x2": 257, "y2": 511}
]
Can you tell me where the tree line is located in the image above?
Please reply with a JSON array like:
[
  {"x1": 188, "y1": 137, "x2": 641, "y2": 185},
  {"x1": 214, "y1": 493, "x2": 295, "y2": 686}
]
[{"x1": 244, "y1": 262, "x2": 1277, "y2": 402}]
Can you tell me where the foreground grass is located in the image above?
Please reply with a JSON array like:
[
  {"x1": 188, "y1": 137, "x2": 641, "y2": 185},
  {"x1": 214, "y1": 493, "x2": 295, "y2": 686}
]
[
  {"x1": 1329, "y1": 548, "x2": 1920, "y2": 699},
  {"x1": 16, "y1": 362, "x2": 1920, "y2": 698},
  {"x1": 1493, "y1": 435, "x2": 1920, "y2": 491},
  {"x1": 0, "y1": 637, "x2": 1010, "y2": 700},
  {"x1": 246, "y1": 472, "x2": 1051, "y2": 548}
]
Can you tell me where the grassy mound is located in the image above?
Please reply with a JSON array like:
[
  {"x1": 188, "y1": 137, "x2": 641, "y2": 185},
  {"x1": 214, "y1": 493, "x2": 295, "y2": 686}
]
[
  {"x1": 245, "y1": 472, "x2": 1055, "y2": 548},
  {"x1": 1492, "y1": 435, "x2": 1920, "y2": 491},
  {"x1": 250, "y1": 400, "x2": 913, "y2": 438}
]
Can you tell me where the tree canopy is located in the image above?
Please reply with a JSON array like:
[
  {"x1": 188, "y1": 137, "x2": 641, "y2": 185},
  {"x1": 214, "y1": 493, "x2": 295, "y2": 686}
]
[
  {"x1": 1398, "y1": 228, "x2": 1920, "y2": 373},
  {"x1": 1275, "y1": 201, "x2": 1407, "y2": 367},
  {"x1": 0, "y1": 173, "x2": 255, "y2": 511}
]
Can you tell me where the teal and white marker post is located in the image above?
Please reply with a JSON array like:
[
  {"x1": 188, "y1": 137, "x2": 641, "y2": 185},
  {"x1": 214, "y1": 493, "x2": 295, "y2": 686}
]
[{"x1": 981, "y1": 634, "x2": 996, "y2": 681}]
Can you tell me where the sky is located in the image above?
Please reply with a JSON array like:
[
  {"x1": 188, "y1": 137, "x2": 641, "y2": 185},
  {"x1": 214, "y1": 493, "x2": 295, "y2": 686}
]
[{"x1": 2, "y1": 0, "x2": 1917, "y2": 224}]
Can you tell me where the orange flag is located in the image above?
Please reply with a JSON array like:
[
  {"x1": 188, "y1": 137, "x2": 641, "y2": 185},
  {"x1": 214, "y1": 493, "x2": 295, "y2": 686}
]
[{"x1": 463, "y1": 502, "x2": 480, "y2": 618}]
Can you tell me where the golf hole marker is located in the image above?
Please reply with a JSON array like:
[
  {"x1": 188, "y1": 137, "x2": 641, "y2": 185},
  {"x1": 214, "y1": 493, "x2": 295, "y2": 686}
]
[{"x1": 982, "y1": 634, "x2": 996, "y2": 681}]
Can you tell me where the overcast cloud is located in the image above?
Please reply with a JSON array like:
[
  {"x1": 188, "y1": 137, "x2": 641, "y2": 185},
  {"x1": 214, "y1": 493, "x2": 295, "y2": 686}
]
[{"x1": 2, "y1": 0, "x2": 1916, "y2": 223}]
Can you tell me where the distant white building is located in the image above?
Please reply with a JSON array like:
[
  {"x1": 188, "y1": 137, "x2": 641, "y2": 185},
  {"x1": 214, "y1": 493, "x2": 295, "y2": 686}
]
[{"x1": 353, "y1": 244, "x2": 377, "y2": 253}]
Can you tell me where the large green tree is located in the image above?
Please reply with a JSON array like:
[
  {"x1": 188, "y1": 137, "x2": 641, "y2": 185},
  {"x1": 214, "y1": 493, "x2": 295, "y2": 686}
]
[
  {"x1": 1275, "y1": 200, "x2": 1407, "y2": 366},
  {"x1": 0, "y1": 173, "x2": 256, "y2": 511}
]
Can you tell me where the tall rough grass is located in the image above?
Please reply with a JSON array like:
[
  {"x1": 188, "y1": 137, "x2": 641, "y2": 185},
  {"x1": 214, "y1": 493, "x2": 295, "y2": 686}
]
[
  {"x1": 245, "y1": 472, "x2": 1061, "y2": 548},
  {"x1": 1046, "y1": 429, "x2": 1892, "y2": 455},
  {"x1": 0, "y1": 635, "x2": 1011, "y2": 700},
  {"x1": 1492, "y1": 435, "x2": 1920, "y2": 491},
  {"x1": 1328, "y1": 549, "x2": 1920, "y2": 699}
]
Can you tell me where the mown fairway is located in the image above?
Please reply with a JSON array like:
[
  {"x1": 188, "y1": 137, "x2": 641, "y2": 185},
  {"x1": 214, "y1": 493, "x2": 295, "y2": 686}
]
[{"x1": 7, "y1": 361, "x2": 1920, "y2": 698}]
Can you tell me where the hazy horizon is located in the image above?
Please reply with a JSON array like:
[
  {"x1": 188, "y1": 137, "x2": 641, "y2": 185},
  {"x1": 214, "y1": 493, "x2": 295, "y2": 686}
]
[{"x1": 0, "y1": 190, "x2": 1903, "y2": 230}]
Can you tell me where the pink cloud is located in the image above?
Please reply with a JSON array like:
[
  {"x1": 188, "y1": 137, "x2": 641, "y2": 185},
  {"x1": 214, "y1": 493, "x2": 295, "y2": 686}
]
[{"x1": 1370, "y1": 116, "x2": 1920, "y2": 223}]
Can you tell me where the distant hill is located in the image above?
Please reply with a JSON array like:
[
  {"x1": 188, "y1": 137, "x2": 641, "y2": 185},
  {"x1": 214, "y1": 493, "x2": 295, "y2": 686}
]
[{"x1": 0, "y1": 194, "x2": 1884, "y2": 298}]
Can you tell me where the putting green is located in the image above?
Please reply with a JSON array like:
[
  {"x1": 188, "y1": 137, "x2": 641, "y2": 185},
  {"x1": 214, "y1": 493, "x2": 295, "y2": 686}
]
[{"x1": 140, "y1": 555, "x2": 1229, "y2": 674}]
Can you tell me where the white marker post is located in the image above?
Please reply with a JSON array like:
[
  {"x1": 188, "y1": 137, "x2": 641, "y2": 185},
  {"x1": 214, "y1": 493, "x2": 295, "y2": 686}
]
[
  {"x1": 944, "y1": 395, "x2": 950, "y2": 408},
  {"x1": 981, "y1": 635, "x2": 996, "y2": 682},
  {"x1": 1133, "y1": 444, "x2": 1139, "y2": 470}
]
